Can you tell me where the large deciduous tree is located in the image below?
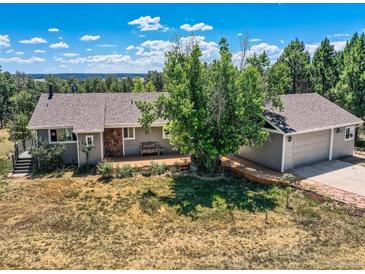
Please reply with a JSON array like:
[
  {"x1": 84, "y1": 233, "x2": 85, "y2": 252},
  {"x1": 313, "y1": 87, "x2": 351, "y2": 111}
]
[
  {"x1": 137, "y1": 38, "x2": 281, "y2": 173},
  {"x1": 311, "y1": 37, "x2": 339, "y2": 100},
  {"x1": 277, "y1": 38, "x2": 312, "y2": 94}
]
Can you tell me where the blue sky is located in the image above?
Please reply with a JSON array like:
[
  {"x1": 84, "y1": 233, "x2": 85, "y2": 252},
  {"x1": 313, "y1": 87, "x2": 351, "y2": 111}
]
[{"x1": 1, "y1": 3, "x2": 365, "y2": 74}]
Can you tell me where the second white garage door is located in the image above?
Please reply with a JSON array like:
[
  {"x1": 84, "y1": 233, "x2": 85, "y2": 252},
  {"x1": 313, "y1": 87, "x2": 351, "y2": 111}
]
[{"x1": 292, "y1": 129, "x2": 331, "y2": 168}]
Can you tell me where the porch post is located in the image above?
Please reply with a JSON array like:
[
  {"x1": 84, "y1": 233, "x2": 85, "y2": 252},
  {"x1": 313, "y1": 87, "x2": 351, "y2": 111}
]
[
  {"x1": 281, "y1": 134, "x2": 286, "y2": 173},
  {"x1": 76, "y1": 133, "x2": 80, "y2": 167},
  {"x1": 329, "y1": 128, "x2": 334, "y2": 160},
  {"x1": 100, "y1": 131, "x2": 104, "y2": 161}
]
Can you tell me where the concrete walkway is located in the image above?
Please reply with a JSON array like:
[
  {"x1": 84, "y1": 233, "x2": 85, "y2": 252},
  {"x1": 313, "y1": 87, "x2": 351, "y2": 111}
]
[{"x1": 292, "y1": 160, "x2": 365, "y2": 197}]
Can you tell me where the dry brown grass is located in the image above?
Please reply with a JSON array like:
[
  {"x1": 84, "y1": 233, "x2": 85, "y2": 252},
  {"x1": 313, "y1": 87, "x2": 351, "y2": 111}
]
[{"x1": 0, "y1": 172, "x2": 365, "y2": 269}]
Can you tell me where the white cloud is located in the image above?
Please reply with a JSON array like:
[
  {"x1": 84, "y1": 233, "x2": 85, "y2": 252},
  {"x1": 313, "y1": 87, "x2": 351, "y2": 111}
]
[
  {"x1": 58, "y1": 36, "x2": 63, "y2": 40},
  {"x1": 98, "y1": 43, "x2": 117, "y2": 48},
  {"x1": 180, "y1": 22, "x2": 213, "y2": 32},
  {"x1": 48, "y1": 28, "x2": 59, "y2": 32},
  {"x1": 233, "y1": 42, "x2": 282, "y2": 65},
  {"x1": 128, "y1": 16, "x2": 167, "y2": 31},
  {"x1": 139, "y1": 34, "x2": 146, "y2": 38},
  {"x1": 19, "y1": 37, "x2": 47, "y2": 44},
  {"x1": 55, "y1": 54, "x2": 132, "y2": 65},
  {"x1": 0, "y1": 56, "x2": 46, "y2": 64},
  {"x1": 0, "y1": 34, "x2": 10, "y2": 48},
  {"x1": 305, "y1": 43, "x2": 319, "y2": 55},
  {"x1": 15, "y1": 51, "x2": 24, "y2": 55},
  {"x1": 249, "y1": 38, "x2": 261, "y2": 43},
  {"x1": 6, "y1": 49, "x2": 14, "y2": 53},
  {"x1": 80, "y1": 35, "x2": 101, "y2": 41},
  {"x1": 126, "y1": 45, "x2": 135, "y2": 50},
  {"x1": 331, "y1": 40, "x2": 347, "y2": 51},
  {"x1": 180, "y1": 36, "x2": 219, "y2": 60},
  {"x1": 50, "y1": 41, "x2": 69, "y2": 49},
  {"x1": 237, "y1": 33, "x2": 243, "y2": 37},
  {"x1": 63, "y1": 53, "x2": 79, "y2": 57},
  {"x1": 86, "y1": 48, "x2": 92, "y2": 51},
  {"x1": 280, "y1": 40, "x2": 284, "y2": 44},
  {"x1": 333, "y1": 33, "x2": 349, "y2": 38},
  {"x1": 34, "y1": 49, "x2": 46, "y2": 53}
]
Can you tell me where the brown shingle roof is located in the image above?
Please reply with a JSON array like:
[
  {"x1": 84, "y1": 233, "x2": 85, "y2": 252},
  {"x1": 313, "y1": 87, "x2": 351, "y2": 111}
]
[
  {"x1": 29, "y1": 92, "x2": 363, "y2": 134},
  {"x1": 264, "y1": 93, "x2": 363, "y2": 134},
  {"x1": 28, "y1": 92, "x2": 166, "y2": 133}
]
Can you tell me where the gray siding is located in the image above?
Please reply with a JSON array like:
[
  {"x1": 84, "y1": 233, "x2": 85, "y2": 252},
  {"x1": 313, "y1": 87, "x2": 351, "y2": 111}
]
[
  {"x1": 284, "y1": 135, "x2": 294, "y2": 171},
  {"x1": 238, "y1": 132, "x2": 283, "y2": 171},
  {"x1": 78, "y1": 132, "x2": 102, "y2": 166},
  {"x1": 124, "y1": 127, "x2": 175, "y2": 156},
  {"x1": 290, "y1": 129, "x2": 331, "y2": 169},
  {"x1": 332, "y1": 127, "x2": 354, "y2": 159},
  {"x1": 36, "y1": 129, "x2": 78, "y2": 165}
]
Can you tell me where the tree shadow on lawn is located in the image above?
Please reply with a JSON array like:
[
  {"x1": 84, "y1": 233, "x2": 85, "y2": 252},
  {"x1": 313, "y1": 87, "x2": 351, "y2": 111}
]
[{"x1": 160, "y1": 175, "x2": 282, "y2": 217}]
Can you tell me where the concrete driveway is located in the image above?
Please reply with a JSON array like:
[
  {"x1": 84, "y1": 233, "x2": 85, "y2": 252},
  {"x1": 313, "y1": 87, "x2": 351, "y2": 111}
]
[{"x1": 292, "y1": 160, "x2": 365, "y2": 197}]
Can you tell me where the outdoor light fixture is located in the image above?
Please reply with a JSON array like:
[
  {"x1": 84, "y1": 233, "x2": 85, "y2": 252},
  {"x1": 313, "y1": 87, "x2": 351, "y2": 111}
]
[{"x1": 288, "y1": 136, "x2": 292, "y2": 142}]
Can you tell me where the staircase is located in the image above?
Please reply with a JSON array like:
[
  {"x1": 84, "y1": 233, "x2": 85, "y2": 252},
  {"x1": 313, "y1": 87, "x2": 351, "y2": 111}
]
[{"x1": 13, "y1": 155, "x2": 33, "y2": 175}]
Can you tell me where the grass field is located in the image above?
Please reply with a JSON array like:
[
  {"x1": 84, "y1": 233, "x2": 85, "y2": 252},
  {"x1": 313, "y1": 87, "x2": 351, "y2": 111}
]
[
  {"x1": 0, "y1": 129, "x2": 12, "y2": 159},
  {"x1": 0, "y1": 129, "x2": 13, "y2": 177},
  {"x1": 0, "y1": 172, "x2": 365, "y2": 269}
]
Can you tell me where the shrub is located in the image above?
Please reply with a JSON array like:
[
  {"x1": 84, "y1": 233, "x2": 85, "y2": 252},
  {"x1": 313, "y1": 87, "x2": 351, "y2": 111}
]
[
  {"x1": 97, "y1": 161, "x2": 113, "y2": 180},
  {"x1": 150, "y1": 162, "x2": 166, "y2": 175},
  {"x1": 116, "y1": 165, "x2": 134, "y2": 179},
  {"x1": 32, "y1": 140, "x2": 65, "y2": 172},
  {"x1": 139, "y1": 189, "x2": 161, "y2": 215}
]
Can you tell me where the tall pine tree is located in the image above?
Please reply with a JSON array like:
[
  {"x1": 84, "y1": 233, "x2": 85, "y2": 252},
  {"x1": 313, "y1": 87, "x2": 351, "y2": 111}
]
[
  {"x1": 277, "y1": 38, "x2": 312, "y2": 94},
  {"x1": 334, "y1": 32, "x2": 365, "y2": 120},
  {"x1": 311, "y1": 37, "x2": 339, "y2": 100}
]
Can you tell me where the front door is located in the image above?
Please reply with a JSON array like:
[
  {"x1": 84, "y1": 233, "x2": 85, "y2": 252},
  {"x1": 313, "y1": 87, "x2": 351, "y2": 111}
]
[{"x1": 104, "y1": 128, "x2": 123, "y2": 157}]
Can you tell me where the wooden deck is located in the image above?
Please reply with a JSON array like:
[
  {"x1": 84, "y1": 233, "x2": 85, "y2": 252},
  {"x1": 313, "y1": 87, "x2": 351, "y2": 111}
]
[{"x1": 108, "y1": 154, "x2": 191, "y2": 168}]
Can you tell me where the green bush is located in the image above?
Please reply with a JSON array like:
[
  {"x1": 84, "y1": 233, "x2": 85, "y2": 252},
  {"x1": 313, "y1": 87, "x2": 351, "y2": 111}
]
[
  {"x1": 97, "y1": 161, "x2": 113, "y2": 180},
  {"x1": 32, "y1": 140, "x2": 65, "y2": 172},
  {"x1": 115, "y1": 165, "x2": 134, "y2": 179},
  {"x1": 139, "y1": 189, "x2": 161, "y2": 215},
  {"x1": 150, "y1": 162, "x2": 166, "y2": 175}
]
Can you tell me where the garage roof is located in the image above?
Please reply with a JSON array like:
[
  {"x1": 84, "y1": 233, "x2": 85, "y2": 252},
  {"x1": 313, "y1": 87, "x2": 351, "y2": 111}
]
[{"x1": 264, "y1": 93, "x2": 363, "y2": 134}]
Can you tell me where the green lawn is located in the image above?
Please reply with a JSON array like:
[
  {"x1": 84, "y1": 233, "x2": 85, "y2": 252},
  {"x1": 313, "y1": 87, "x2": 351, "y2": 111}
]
[{"x1": 0, "y1": 172, "x2": 364, "y2": 269}]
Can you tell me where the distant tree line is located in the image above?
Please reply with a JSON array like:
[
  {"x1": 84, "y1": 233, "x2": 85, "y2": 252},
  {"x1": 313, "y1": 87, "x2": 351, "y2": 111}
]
[{"x1": 1, "y1": 32, "x2": 365, "y2": 146}]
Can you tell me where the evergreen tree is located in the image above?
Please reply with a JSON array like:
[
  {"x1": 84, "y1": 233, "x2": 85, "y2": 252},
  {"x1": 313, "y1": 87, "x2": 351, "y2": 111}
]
[
  {"x1": 246, "y1": 51, "x2": 270, "y2": 75},
  {"x1": 132, "y1": 77, "x2": 144, "y2": 92},
  {"x1": 278, "y1": 38, "x2": 312, "y2": 93},
  {"x1": 311, "y1": 37, "x2": 339, "y2": 100},
  {"x1": 334, "y1": 32, "x2": 365, "y2": 121},
  {"x1": 146, "y1": 71, "x2": 164, "y2": 92}
]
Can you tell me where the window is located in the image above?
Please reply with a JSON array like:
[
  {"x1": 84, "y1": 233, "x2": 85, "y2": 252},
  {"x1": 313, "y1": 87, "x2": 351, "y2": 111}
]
[
  {"x1": 123, "y1": 127, "x2": 135, "y2": 140},
  {"x1": 49, "y1": 128, "x2": 77, "y2": 143},
  {"x1": 85, "y1": 135, "x2": 94, "y2": 147},
  {"x1": 345, "y1": 126, "x2": 355, "y2": 141},
  {"x1": 162, "y1": 127, "x2": 169, "y2": 139}
]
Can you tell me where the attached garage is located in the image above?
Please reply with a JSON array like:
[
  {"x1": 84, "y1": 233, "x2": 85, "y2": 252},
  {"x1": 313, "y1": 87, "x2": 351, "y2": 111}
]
[
  {"x1": 237, "y1": 93, "x2": 363, "y2": 172},
  {"x1": 291, "y1": 130, "x2": 331, "y2": 168}
]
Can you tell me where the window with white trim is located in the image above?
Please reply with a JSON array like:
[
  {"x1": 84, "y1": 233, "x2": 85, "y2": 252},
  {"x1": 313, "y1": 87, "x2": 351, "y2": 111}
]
[
  {"x1": 49, "y1": 128, "x2": 77, "y2": 143},
  {"x1": 85, "y1": 135, "x2": 94, "y2": 147},
  {"x1": 162, "y1": 127, "x2": 169, "y2": 139},
  {"x1": 123, "y1": 127, "x2": 135, "y2": 140},
  {"x1": 345, "y1": 126, "x2": 355, "y2": 141}
]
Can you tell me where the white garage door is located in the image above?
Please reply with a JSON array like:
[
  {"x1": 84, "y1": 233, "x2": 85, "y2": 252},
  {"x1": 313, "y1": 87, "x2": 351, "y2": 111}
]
[{"x1": 293, "y1": 130, "x2": 331, "y2": 168}]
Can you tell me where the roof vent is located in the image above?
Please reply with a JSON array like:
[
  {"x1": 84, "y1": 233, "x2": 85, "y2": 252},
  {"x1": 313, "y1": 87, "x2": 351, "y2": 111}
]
[
  {"x1": 48, "y1": 83, "x2": 53, "y2": 100},
  {"x1": 131, "y1": 99, "x2": 134, "y2": 104},
  {"x1": 71, "y1": 84, "x2": 78, "y2": 93}
]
